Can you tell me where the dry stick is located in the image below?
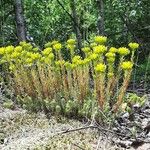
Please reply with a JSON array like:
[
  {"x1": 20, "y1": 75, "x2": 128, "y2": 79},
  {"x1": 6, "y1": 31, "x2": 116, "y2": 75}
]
[
  {"x1": 54, "y1": 124, "x2": 130, "y2": 139},
  {"x1": 57, "y1": 125, "x2": 150, "y2": 144},
  {"x1": 71, "y1": 142, "x2": 85, "y2": 150}
]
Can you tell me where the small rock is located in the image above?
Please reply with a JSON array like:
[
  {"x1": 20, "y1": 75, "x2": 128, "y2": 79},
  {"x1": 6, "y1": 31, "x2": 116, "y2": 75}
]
[{"x1": 121, "y1": 112, "x2": 129, "y2": 119}]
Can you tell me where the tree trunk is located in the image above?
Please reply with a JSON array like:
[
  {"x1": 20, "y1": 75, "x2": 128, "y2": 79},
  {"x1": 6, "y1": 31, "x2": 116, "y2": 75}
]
[
  {"x1": 97, "y1": 0, "x2": 105, "y2": 35},
  {"x1": 14, "y1": 0, "x2": 26, "y2": 42},
  {"x1": 70, "y1": 0, "x2": 84, "y2": 57}
]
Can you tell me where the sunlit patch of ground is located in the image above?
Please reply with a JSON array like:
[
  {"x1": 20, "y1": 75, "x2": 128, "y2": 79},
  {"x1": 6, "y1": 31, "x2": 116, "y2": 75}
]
[{"x1": 0, "y1": 106, "x2": 128, "y2": 150}]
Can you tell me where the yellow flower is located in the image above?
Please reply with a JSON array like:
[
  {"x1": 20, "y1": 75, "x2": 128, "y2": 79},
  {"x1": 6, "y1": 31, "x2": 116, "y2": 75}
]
[
  {"x1": 25, "y1": 58, "x2": 33, "y2": 64},
  {"x1": 105, "y1": 52, "x2": 116, "y2": 63},
  {"x1": 65, "y1": 62, "x2": 72, "y2": 69},
  {"x1": 83, "y1": 58, "x2": 90, "y2": 64},
  {"x1": 42, "y1": 48, "x2": 52, "y2": 55},
  {"x1": 72, "y1": 56, "x2": 81, "y2": 64},
  {"x1": 76, "y1": 59, "x2": 83, "y2": 66},
  {"x1": 5, "y1": 46, "x2": 14, "y2": 54},
  {"x1": 76, "y1": 58, "x2": 90, "y2": 66},
  {"x1": 128, "y1": 42, "x2": 139, "y2": 50},
  {"x1": 66, "y1": 44, "x2": 75, "y2": 50},
  {"x1": 105, "y1": 52, "x2": 115, "y2": 58},
  {"x1": 26, "y1": 52, "x2": 32, "y2": 57},
  {"x1": 21, "y1": 50, "x2": 27, "y2": 56},
  {"x1": 40, "y1": 57, "x2": 45, "y2": 63},
  {"x1": 23, "y1": 43, "x2": 33, "y2": 51},
  {"x1": 95, "y1": 63, "x2": 106, "y2": 73},
  {"x1": 11, "y1": 52, "x2": 20, "y2": 59},
  {"x1": 47, "y1": 53, "x2": 54, "y2": 60},
  {"x1": 19, "y1": 41, "x2": 26, "y2": 46},
  {"x1": 30, "y1": 53, "x2": 41, "y2": 60},
  {"x1": 14, "y1": 46, "x2": 22, "y2": 52},
  {"x1": 94, "y1": 36, "x2": 107, "y2": 44},
  {"x1": 55, "y1": 60, "x2": 65, "y2": 66},
  {"x1": 89, "y1": 53, "x2": 98, "y2": 60},
  {"x1": 82, "y1": 47, "x2": 91, "y2": 53},
  {"x1": 118, "y1": 47, "x2": 130, "y2": 56},
  {"x1": 53, "y1": 43, "x2": 62, "y2": 51},
  {"x1": 121, "y1": 61, "x2": 133, "y2": 70},
  {"x1": 71, "y1": 64, "x2": 77, "y2": 69},
  {"x1": 93, "y1": 45, "x2": 107, "y2": 54},
  {"x1": 109, "y1": 47, "x2": 117, "y2": 53},
  {"x1": 67, "y1": 39, "x2": 76, "y2": 45},
  {"x1": 107, "y1": 57, "x2": 115, "y2": 63},
  {"x1": 0, "y1": 47, "x2": 5, "y2": 55}
]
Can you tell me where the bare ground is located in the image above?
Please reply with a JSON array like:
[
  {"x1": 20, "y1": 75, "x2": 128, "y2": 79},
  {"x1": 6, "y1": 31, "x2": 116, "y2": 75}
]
[{"x1": 0, "y1": 106, "x2": 149, "y2": 150}]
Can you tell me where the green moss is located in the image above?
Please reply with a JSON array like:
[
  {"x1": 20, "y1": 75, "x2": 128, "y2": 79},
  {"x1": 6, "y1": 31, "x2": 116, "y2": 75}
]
[{"x1": 2, "y1": 100, "x2": 14, "y2": 109}]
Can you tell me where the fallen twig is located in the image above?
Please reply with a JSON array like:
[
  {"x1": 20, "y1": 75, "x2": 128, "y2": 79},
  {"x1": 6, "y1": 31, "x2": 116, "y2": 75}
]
[
  {"x1": 54, "y1": 124, "x2": 130, "y2": 138},
  {"x1": 71, "y1": 142, "x2": 85, "y2": 150}
]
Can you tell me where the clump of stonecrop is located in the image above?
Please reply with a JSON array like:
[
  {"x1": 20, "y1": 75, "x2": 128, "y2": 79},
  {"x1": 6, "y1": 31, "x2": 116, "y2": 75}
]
[{"x1": 0, "y1": 36, "x2": 140, "y2": 120}]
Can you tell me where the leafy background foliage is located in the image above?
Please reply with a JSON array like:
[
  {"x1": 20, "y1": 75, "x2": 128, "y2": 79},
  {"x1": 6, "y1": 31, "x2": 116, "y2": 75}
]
[{"x1": 0, "y1": 0, "x2": 150, "y2": 87}]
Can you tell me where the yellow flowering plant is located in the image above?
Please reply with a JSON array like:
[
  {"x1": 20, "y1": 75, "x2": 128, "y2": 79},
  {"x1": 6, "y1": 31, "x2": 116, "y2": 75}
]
[
  {"x1": 94, "y1": 36, "x2": 107, "y2": 45},
  {"x1": 0, "y1": 36, "x2": 140, "y2": 120},
  {"x1": 128, "y1": 42, "x2": 139, "y2": 50}
]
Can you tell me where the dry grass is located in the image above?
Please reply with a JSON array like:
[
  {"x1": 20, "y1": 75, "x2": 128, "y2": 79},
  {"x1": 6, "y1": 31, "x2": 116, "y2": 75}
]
[{"x1": 0, "y1": 106, "x2": 127, "y2": 150}]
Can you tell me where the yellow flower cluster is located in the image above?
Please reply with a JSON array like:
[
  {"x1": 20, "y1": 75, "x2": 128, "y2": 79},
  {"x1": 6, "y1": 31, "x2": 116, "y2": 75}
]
[
  {"x1": 121, "y1": 61, "x2": 133, "y2": 70},
  {"x1": 5, "y1": 46, "x2": 14, "y2": 54},
  {"x1": 109, "y1": 47, "x2": 117, "y2": 53},
  {"x1": 93, "y1": 45, "x2": 107, "y2": 54},
  {"x1": 66, "y1": 39, "x2": 76, "y2": 52},
  {"x1": 105, "y1": 52, "x2": 115, "y2": 63},
  {"x1": 15, "y1": 46, "x2": 22, "y2": 52},
  {"x1": 55, "y1": 60, "x2": 65, "y2": 66},
  {"x1": 94, "y1": 63, "x2": 106, "y2": 73},
  {"x1": 42, "y1": 48, "x2": 52, "y2": 56},
  {"x1": 94, "y1": 36, "x2": 107, "y2": 45},
  {"x1": 64, "y1": 61, "x2": 72, "y2": 69},
  {"x1": 0, "y1": 37, "x2": 139, "y2": 75},
  {"x1": 89, "y1": 53, "x2": 98, "y2": 60},
  {"x1": 82, "y1": 47, "x2": 91, "y2": 53},
  {"x1": 53, "y1": 43, "x2": 62, "y2": 51},
  {"x1": 0, "y1": 36, "x2": 140, "y2": 115},
  {"x1": 67, "y1": 39, "x2": 76, "y2": 45},
  {"x1": 72, "y1": 56, "x2": 81, "y2": 64},
  {"x1": 0, "y1": 47, "x2": 5, "y2": 55},
  {"x1": 118, "y1": 47, "x2": 130, "y2": 56},
  {"x1": 105, "y1": 52, "x2": 115, "y2": 58},
  {"x1": 128, "y1": 42, "x2": 139, "y2": 50}
]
